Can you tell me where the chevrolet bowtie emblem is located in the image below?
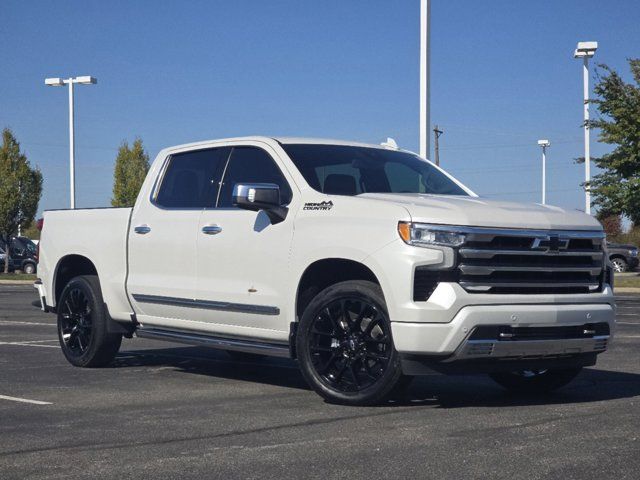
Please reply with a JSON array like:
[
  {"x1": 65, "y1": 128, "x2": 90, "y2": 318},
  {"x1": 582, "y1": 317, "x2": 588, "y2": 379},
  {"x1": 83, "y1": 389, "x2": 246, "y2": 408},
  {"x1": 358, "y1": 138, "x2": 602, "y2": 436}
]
[{"x1": 532, "y1": 235, "x2": 568, "y2": 252}]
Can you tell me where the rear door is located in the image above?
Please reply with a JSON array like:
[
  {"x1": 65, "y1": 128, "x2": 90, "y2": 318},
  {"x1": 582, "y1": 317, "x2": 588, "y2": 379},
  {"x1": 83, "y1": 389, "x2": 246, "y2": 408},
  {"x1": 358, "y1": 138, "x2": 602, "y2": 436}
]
[{"x1": 127, "y1": 147, "x2": 230, "y2": 327}]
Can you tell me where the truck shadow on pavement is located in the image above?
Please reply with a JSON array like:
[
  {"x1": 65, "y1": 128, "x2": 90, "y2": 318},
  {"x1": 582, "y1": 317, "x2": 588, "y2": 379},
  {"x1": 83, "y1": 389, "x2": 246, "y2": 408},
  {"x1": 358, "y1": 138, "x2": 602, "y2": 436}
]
[
  {"x1": 402, "y1": 368, "x2": 640, "y2": 409},
  {"x1": 112, "y1": 346, "x2": 640, "y2": 408}
]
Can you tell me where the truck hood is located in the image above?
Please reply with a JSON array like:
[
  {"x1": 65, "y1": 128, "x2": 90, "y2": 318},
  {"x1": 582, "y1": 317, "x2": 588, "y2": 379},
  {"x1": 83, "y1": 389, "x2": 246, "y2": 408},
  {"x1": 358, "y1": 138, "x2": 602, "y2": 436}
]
[{"x1": 357, "y1": 193, "x2": 603, "y2": 231}]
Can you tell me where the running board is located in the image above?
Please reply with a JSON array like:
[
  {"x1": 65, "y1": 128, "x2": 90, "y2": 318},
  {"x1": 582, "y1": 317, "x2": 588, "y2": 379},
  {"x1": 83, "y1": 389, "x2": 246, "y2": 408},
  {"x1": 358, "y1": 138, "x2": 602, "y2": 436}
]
[{"x1": 135, "y1": 327, "x2": 291, "y2": 358}]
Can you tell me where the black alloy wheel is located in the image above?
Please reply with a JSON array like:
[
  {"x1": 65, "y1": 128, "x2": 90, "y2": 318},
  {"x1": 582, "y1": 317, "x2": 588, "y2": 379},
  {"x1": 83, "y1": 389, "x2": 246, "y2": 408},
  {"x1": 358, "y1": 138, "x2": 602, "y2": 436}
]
[
  {"x1": 59, "y1": 287, "x2": 94, "y2": 357},
  {"x1": 308, "y1": 297, "x2": 391, "y2": 393},
  {"x1": 57, "y1": 275, "x2": 122, "y2": 367},
  {"x1": 297, "y1": 280, "x2": 403, "y2": 405}
]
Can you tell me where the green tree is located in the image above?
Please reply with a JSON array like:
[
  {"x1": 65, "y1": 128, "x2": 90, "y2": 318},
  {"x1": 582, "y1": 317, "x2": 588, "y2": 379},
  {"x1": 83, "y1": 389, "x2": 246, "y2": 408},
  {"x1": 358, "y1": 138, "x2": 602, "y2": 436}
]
[
  {"x1": 588, "y1": 59, "x2": 640, "y2": 223},
  {"x1": 111, "y1": 138, "x2": 150, "y2": 207},
  {"x1": 0, "y1": 128, "x2": 43, "y2": 273}
]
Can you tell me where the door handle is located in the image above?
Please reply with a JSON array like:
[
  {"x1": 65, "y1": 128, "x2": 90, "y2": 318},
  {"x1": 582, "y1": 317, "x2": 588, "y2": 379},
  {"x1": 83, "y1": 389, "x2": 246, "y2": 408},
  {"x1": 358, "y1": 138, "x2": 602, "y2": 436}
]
[
  {"x1": 202, "y1": 225, "x2": 222, "y2": 235},
  {"x1": 134, "y1": 225, "x2": 151, "y2": 235}
]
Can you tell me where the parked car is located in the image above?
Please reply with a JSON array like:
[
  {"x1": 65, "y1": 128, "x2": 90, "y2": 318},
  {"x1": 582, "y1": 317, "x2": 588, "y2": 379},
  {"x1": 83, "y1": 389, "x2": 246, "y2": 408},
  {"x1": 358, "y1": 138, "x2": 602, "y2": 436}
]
[
  {"x1": 35, "y1": 136, "x2": 615, "y2": 405},
  {"x1": 0, "y1": 236, "x2": 38, "y2": 274},
  {"x1": 607, "y1": 242, "x2": 639, "y2": 272}
]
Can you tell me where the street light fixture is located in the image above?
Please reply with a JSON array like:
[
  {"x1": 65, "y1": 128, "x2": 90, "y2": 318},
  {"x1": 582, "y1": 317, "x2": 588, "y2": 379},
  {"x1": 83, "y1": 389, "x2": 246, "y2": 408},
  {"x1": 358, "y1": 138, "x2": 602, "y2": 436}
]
[
  {"x1": 44, "y1": 75, "x2": 98, "y2": 209},
  {"x1": 574, "y1": 41, "x2": 597, "y2": 214},
  {"x1": 537, "y1": 139, "x2": 550, "y2": 205}
]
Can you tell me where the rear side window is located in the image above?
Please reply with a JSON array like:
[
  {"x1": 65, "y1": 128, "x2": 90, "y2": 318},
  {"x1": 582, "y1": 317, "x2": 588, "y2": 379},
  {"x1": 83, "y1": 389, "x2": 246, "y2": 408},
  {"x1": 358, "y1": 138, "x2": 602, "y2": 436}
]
[
  {"x1": 217, "y1": 147, "x2": 292, "y2": 208},
  {"x1": 155, "y1": 148, "x2": 230, "y2": 208}
]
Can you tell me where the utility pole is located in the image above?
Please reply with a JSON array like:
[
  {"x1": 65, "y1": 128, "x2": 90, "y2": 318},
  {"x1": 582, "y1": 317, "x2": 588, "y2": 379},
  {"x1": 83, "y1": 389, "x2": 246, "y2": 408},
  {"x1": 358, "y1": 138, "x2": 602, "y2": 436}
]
[
  {"x1": 419, "y1": 0, "x2": 431, "y2": 159},
  {"x1": 433, "y1": 125, "x2": 443, "y2": 166},
  {"x1": 537, "y1": 139, "x2": 550, "y2": 205}
]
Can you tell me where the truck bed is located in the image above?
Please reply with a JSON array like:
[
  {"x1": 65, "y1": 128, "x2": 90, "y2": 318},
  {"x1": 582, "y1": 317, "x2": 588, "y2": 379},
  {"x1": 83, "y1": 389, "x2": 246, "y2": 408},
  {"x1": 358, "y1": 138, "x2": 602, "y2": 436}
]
[{"x1": 39, "y1": 207, "x2": 133, "y2": 321}]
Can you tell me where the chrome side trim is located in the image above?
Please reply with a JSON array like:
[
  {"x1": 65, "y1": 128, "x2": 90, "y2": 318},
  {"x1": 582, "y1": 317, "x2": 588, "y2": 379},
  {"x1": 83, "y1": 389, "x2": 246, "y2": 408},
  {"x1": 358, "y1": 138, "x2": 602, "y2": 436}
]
[
  {"x1": 135, "y1": 327, "x2": 290, "y2": 358},
  {"x1": 131, "y1": 293, "x2": 280, "y2": 316}
]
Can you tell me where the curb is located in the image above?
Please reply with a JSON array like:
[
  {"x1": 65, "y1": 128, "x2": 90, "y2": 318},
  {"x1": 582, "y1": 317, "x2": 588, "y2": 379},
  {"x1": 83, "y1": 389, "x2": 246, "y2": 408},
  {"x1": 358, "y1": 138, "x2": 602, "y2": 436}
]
[
  {"x1": 0, "y1": 280, "x2": 35, "y2": 285},
  {"x1": 615, "y1": 287, "x2": 640, "y2": 293}
]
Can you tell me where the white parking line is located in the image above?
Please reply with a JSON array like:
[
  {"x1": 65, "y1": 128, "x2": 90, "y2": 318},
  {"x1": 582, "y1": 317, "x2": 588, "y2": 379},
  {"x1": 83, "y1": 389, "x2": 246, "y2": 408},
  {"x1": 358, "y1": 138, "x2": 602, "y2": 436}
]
[
  {"x1": 0, "y1": 320, "x2": 55, "y2": 326},
  {"x1": 12, "y1": 339, "x2": 58, "y2": 343},
  {"x1": 0, "y1": 394, "x2": 52, "y2": 405},
  {"x1": 0, "y1": 341, "x2": 58, "y2": 348}
]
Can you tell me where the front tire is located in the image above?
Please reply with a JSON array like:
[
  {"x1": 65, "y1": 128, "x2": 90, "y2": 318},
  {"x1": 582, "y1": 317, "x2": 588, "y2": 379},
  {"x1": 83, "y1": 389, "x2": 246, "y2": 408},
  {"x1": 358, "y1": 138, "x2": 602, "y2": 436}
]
[
  {"x1": 489, "y1": 368, "x2": 582, "y2": 394},
  {"x1": 296, "y1": 280, "x2": 403, "y2": 405},
  {"x1": 57, "y1": 275, "x2": 122, "y2": 367}
]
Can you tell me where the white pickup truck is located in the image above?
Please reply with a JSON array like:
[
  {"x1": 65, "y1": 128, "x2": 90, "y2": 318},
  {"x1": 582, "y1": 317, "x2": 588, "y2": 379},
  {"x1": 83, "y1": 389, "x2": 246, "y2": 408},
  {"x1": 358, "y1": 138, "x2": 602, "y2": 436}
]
[{"x1": 36, "y1": 137, "x2": 615, "y2": 405}]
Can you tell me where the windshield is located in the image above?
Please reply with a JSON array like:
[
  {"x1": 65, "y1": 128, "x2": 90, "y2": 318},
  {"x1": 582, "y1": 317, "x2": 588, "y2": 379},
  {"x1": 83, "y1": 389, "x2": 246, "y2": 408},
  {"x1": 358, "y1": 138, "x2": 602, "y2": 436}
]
[{"x1": 281, "y1": 144, "x2": 468, "y2": 196}]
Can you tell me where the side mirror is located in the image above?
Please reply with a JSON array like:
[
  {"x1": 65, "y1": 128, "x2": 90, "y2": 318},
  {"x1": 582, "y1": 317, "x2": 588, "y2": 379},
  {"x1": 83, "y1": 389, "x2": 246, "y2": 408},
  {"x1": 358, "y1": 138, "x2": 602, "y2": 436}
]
[{"x1": 232, "y1": 183, "x2": 288, "y2": 224}]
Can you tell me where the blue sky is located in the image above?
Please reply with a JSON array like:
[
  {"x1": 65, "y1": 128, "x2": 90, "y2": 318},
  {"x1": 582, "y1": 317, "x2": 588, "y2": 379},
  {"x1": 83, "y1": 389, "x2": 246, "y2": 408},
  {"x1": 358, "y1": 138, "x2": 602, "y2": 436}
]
[{"x1": 1, "y1": 0, "x2": 638, "y2": 215}]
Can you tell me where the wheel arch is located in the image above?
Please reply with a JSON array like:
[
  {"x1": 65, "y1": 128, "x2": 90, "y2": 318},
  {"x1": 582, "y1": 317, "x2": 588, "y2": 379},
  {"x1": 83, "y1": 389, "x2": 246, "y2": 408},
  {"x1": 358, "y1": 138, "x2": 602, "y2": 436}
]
[
  {"x1": 53, "y1": 254, "x2": 98, "y2": 306},
  {"x1": 295, "y1": 258, "x2": 384, "y2": 322}
]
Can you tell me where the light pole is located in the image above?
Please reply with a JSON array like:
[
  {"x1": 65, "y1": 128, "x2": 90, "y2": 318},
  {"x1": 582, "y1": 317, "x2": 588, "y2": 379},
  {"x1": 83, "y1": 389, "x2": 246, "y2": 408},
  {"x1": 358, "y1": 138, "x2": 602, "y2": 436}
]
[
  {"x1": 419, "y1": 0, "x2": 430, "y2": 159},
  {"x1": 573, "y1": 41, "x2": 597, "y2": 214},
  {"x1": 537, "y1": 139, "x2": 550, "y2": 205},
  {"x1": 44, "y1": 75, "x2": 97, "y2": 209}
]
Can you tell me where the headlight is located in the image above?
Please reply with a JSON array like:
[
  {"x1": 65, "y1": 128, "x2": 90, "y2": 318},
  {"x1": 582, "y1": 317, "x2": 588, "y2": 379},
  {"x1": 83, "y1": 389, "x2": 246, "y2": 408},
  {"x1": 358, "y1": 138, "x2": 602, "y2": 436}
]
[
  {"x1": 398, "y1": 222, "x2": 466, "y2": 247},
  {"x1": 630, "y1": 249, "x2": 638, "y2": 257}
]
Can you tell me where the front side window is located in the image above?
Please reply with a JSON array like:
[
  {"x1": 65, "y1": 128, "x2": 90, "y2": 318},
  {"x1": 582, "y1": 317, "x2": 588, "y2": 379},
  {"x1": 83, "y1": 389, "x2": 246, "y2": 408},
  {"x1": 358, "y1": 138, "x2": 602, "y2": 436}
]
[
  {"x1": 217, "y1": 147, "x2": 292, "y2": 208},
  {"x1": 282, "y1": 144, "x2": 468, "y2": 196},
  {"x1": 155, "y1": 147, "x2": 230, "y2": 208}
]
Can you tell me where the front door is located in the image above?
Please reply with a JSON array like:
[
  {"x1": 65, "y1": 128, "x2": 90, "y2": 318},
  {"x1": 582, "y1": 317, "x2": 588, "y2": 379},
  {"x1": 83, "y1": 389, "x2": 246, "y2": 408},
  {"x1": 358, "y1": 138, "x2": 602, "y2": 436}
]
[
  {"x1": 192, "y1": 144, "x2": 297, "y2": 341},
  {"x1": 127, "y1": 147, "x2": 230, "y2": 328}
]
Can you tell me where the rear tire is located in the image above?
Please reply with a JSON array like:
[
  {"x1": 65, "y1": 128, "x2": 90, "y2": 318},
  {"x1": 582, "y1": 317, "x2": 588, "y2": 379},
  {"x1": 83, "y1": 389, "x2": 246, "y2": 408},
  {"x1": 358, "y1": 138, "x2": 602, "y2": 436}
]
[
  {"x1": 296, "y1": 280, "x2": 403, "y2": 406},
  {"x1": 489, "y1": 368, "x2": 582, "y2": 394},
  {"x1": 57, "y1": 275, "x2": 122, "y2": 367}
]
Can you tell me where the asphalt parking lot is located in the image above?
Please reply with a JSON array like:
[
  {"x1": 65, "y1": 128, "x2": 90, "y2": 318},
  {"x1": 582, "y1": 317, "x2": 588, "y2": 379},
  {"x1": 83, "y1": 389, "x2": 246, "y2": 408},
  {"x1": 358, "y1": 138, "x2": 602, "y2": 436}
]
[{"x1": 1, "y1": 285, "x2": 639, "y2": 480}]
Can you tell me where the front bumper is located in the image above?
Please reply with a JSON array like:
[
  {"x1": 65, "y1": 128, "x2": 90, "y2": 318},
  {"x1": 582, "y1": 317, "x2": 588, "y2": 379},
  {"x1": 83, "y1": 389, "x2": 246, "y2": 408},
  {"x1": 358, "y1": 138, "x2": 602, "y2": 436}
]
[
  {"x1": 391, "y1": 302, "x2": 615, "y2": 355},
  {"x1": 391, "y1": 301, "x2": 615, "y2": 374}
]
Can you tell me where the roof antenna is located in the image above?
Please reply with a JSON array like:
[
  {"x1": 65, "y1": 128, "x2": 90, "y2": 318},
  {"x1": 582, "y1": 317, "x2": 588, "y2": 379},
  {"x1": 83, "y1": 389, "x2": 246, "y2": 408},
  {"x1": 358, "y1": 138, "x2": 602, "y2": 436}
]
[{"x1": 381, "y1": 137, "x2": 399, "y2": 150}]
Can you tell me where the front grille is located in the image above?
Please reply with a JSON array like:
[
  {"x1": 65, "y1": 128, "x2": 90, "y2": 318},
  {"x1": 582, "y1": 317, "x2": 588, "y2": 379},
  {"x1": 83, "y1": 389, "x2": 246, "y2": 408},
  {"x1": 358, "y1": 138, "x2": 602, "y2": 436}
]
[{"x1": 458, "y1": 228, "x2": 605, "y2": 295}]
